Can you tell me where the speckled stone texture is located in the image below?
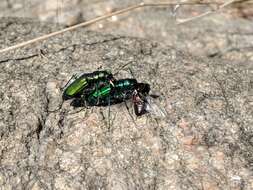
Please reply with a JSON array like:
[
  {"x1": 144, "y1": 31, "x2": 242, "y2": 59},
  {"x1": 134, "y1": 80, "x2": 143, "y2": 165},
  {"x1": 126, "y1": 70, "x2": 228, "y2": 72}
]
[
  {"x1": 1, "y1": 0, "x2": 253, "y2": 63},
  {"x1": 0, "y1": 18, "x2": 252, "y2": 189}
]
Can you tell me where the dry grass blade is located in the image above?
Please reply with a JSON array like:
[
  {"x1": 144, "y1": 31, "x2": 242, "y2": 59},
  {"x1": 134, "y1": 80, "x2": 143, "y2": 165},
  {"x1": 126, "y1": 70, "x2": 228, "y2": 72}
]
[
  {"x1": 177, "y1": 0, "x2": 239, "y2": 24},
  {"x1": 0, "y1": 1, "x2": 221, "y2": 54}
]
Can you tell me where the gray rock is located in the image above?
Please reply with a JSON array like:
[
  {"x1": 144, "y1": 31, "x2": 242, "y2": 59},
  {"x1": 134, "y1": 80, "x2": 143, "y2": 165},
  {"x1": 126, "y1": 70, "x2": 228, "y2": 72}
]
[
  {"x1": 1, "y1": 0, "x2": 253, "y2": 62},
  {"x1": 0, "y1": 18, "x2": 252, "y2": 190},
  {"x1": 93, "y1": 11, "x2": 253, "y2": 62}
]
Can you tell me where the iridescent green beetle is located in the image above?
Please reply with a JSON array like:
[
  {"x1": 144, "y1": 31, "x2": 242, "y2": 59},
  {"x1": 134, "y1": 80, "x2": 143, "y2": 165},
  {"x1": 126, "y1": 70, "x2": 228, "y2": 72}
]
[
  {"x1": 62, "y1": 70, "x2": 114, "y2": 100},
  {"x1": 86, "y1": 79, "x2": 150, "y2": 107}
]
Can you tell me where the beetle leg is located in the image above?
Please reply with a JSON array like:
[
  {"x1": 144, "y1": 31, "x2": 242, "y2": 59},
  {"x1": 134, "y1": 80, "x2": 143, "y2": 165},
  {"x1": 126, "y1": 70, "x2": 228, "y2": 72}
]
[
  {"x1": 108, "y1": 94, "x2": 111, "y2": 130},
  {"x1": 124, "y1": 98, "x2": 138, "y2": 127}
]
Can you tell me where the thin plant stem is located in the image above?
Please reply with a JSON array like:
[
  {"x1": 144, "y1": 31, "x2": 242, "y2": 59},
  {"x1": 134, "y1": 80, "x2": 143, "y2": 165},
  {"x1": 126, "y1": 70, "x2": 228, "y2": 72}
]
[
  {"x1": 0, "y1": 1, "x2": 221, "y2": 54},
  {"x1": 177, "y1": 0, "x2": 238, "y2": 24}
]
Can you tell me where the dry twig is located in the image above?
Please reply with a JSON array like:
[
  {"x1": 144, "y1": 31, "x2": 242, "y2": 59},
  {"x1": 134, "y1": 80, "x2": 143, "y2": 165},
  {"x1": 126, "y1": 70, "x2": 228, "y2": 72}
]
[
  {"x1": 0, "y1": 1, "x2": 226, "y2": 54},
  {"x1": 177, "y1": 0, "x2": 239, "y2": 24}
]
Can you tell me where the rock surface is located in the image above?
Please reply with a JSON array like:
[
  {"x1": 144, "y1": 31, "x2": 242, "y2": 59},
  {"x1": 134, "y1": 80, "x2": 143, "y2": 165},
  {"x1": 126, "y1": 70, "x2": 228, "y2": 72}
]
[
  {"x1": 1, "y1": 0, "x2": 253, "y2": 62},
  {"x1": 0, "y1": 18, "x2": 253, "y2": 189},
  {"x1": 90, "y1": 8, "x2": 253, "y2": 62}
]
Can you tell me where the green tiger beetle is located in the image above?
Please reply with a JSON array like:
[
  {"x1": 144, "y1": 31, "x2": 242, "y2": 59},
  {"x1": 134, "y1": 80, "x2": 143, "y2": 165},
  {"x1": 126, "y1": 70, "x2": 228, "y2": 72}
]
[
  {"x1": 62, "y1": 70, "x2": 114, "y2": 100},
  {"x1": 86, "y1": 79, "x2": 150, "y2": 108},
  {"x1": 63, "y1": 70, "x2": 166, "y2": 118}
]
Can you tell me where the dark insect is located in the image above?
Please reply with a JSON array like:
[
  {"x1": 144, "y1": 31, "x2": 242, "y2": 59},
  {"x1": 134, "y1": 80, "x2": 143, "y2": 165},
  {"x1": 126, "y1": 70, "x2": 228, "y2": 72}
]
[
  {"x1": 132, "y1": 89, "x2": 147, "y2": 116},
  {"x1": 136, "y1": 95, "x2": 167, "y2": 118},
  {"x1": 63, "y1": 70, "x2": 166, "y2": 118},
  {"x1": 86, "y1": 79, "x2": 150, "y2": 107},
  {"x1": 62, "y1": 70, "x2": 114, "y2": 100}
]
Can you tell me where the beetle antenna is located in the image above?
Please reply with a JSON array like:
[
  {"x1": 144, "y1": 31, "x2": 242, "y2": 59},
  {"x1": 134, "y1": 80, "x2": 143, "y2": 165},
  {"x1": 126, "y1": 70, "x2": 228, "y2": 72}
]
[
  {"x1": 128, "y1": 67, "x2": 136, "y2": 78},
  {"x1": 124, "y1": 100, "x2": 138, "y2": 127},
  {"x1": 113, "y1": 61, "x2": 134, "y2": 76},
  {"x1": 108, "y1": 95, "x2": 111, "y2": 130}
]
